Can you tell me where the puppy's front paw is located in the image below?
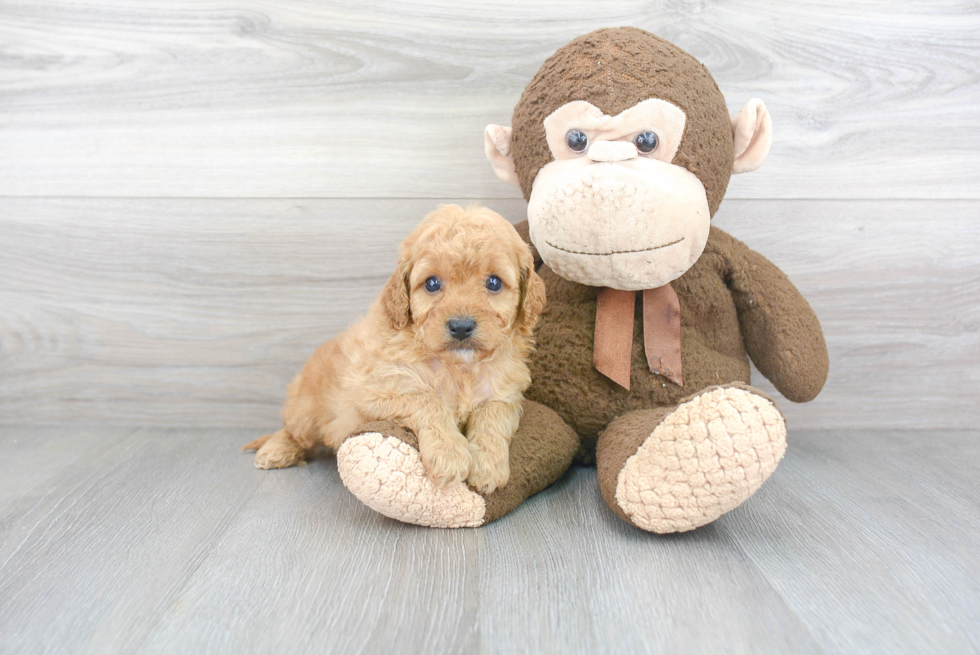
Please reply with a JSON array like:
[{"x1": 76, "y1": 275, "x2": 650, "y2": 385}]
[
  {"x1": 467, "y1": 440, "x2": 510, "y2": 494},
  {"x1": 420, "y1": 435, "x2": 472, "y2": 488}
]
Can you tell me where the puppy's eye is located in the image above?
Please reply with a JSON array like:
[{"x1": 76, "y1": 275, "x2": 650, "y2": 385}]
[
  {"x1": 424, "y1": 276, "x2": 442, "y2": 293},
  {"x1": 566, "y1": 129, "x2": 589, "y2": 153},
  {"x1": 633, "y1": 130, "x2": 659, "y2": 154},
  {"x1": 485, "y1": 275, "x2": 502, "y2": 292}
]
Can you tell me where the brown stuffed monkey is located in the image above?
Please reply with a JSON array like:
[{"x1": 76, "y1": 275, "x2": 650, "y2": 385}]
[{"x1": 337, "y1": 27, "x2": 828, "y2": 533}]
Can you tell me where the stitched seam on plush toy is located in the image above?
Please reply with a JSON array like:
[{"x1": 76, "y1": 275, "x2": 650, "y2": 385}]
[{"x1": 546, "y1": 237, "x2": 684, "y2": 256}]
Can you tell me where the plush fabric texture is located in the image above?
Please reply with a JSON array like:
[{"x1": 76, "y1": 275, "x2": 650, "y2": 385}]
[
  {"x1": 337, "y1": 425, "x2": 486, "y2": 528},
  {"x1": 731, "y1": 99, "x2": 773, "y2": 174},
  {"x1": 338, "y1": 401, "x2": 578, "y2": 527},
  {"x1": 519, "y1": 221, "x2": 828, "y2": 463},
  {"x1": 341, "y1": 28, "x2": 825, "y2": 533},
  {"x1": 475, "y1": 28, "x2": 828, "y2": 532},
  {"x1": 596, "y1": 383, "x2": 786, "y2": 533},
  {"x1": 541, "y1": 99, "x2": 686, "y2": 165},
  {"x1": 485, "y1": 124, "x2": 519, "y2": 186},
  {"x1": 511, "y1": 26, "x2": 734, "y2": 217},
  {"x1": 526, "y1": 152, "x2": 711, "y2": 290},
  {"x1": 482, "y1": 399, "x2": 579, "y2": 522}
]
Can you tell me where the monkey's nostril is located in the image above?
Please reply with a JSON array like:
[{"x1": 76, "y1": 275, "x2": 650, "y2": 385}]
[{"x1": 447, "y1": 317, "x2": 477, "y2": 341}]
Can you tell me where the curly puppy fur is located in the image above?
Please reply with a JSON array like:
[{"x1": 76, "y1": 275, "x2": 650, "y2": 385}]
[{"x1": 243, "y1": 205, "x2": 546, "y2": 493}]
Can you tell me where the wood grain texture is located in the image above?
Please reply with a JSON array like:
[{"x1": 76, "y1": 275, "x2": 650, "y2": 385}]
[
  {"x1": 2, "y1": 197, "x2": 977, "y2": 429},
  {"x1": 728, "y1": 430, "x2": 980, "y2": 653},
  {"x1": 0, "y1": 428, "x2": 261, "y2": 654},
  {"x1": 478, "y1": 472, "x2": 824, "y2": 654},
  {"x1": 1, "y1": 1, "x2": 977, "y2": 198},
  {"x1": 0, "y1": 427, "x2": 135, "y2": 543},
  {"x1": 0, "y1": 427, "x2": 977, "y2": 654},
  {"x1": 138, "y1": 462, "x2": 479, "y2": 655}
]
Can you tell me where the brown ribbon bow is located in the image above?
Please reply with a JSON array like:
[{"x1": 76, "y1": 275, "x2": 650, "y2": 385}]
[{"x1": 593, "y1": 285, "x2": 683, "y2": 391}]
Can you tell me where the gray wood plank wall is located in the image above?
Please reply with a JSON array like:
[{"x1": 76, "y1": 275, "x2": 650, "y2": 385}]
[{"x1": 2, "y1": 1, "x2": 978, "y2": 429}]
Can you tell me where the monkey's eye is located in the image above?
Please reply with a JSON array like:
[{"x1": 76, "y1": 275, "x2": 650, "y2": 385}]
[
  {"x1": 633, "y1": 131, "x2": 659, "y2": 154},
  {"x1": 565, "y1": 129, "x2": 589, "y2": 153},
  {"x1": 485, "y1": 275, "x2": 503, "y2": 292},
  {"x1": 424, "y1": 276, "x2": 442, "y2": 293}
]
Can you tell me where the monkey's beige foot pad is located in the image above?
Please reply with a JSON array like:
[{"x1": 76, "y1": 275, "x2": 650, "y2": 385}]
[
  {"x1": 616, "y1": 386, "x2": 787, "y2": 534},
  {"x1": 337, "y1": 432, "x2": 486, "y2": 528}
]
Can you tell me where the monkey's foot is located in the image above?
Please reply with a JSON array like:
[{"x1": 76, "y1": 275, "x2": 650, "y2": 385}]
[
  {"x1": 337, "y1": 403, "x2": 578, "y2": 528},
  {"x1": 597, "y1": 384, "x2": 786, "y2": 534},
  {"x1": 337, "y1": 423, "x2": 486, "y2": 528}
]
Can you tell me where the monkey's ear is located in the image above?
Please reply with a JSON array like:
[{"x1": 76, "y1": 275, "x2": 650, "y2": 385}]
[
  {"x1": 484, "y1": 125, "x2": 520, "y2": 187},
  {"x1": 731, "y1": 99, "x2": 772, "y2": 174},
  {"x1": 380, "y1": 262, "x2": 412, "y2": 330}
]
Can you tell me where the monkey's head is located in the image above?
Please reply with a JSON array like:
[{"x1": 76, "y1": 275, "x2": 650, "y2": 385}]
[{"x1": 485, "y1": 27, "x2": 772, "y2": 290}]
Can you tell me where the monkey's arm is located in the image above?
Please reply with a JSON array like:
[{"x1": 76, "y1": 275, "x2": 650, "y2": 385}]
[{"x1": 715, "y1": 227, "x2": 829, "y2": 402}]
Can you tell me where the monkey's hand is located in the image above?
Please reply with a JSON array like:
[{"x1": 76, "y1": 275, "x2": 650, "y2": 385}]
[{"x1": 717, "y1": 227, "x2": 829, "y2": 402}]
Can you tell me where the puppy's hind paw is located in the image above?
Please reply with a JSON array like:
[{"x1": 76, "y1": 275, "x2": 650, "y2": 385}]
[{"x1": 251, "y1": 430, "x2": 306, "y2": 470}]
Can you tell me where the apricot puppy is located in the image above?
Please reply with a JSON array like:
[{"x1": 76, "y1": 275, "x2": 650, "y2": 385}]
[{"x1": 243, "y1": 205, "x2": 546, "y2": 493}]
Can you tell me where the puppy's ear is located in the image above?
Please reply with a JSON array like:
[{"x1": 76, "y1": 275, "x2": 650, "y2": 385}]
[
  {"x1": 516, "y1": 248, "x2": 546, "y2": 334},
  {"x1": 381, "y1": 259, "x2": 412, "y2": 330}
]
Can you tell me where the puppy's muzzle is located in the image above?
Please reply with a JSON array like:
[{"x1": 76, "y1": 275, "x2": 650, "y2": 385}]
[{"x1": 447, "y1": 317, "x2": 477, "y2": 342}]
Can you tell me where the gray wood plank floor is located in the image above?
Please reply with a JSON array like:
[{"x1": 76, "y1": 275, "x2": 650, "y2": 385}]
[{"x1": 1, "y1": 427, "x2": 977, "y2": 654}]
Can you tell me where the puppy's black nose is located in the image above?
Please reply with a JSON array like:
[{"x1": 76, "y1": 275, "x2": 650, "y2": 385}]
[{"x1": 447, "y1": 317, "x2": 477, "y2": 341}]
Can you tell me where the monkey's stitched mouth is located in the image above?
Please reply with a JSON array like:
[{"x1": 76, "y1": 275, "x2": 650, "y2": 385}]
[{"x1": 545, "y1": 237, "x2": 684, "y2": 256}]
